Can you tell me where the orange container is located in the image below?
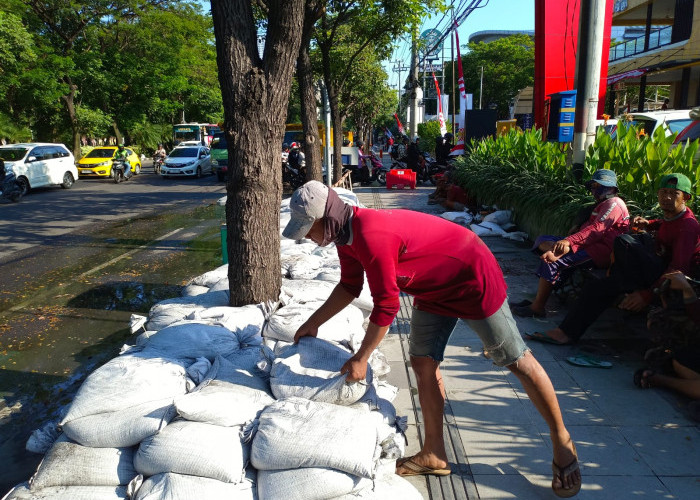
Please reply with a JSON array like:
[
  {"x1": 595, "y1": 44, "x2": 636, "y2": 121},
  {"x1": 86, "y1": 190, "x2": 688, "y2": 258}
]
[{"x1": 386, "y1": 169, "x2": 416, "y2": 189}]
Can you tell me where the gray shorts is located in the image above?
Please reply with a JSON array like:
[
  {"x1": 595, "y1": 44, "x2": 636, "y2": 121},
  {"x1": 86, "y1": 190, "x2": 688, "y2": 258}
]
[{"x1": 408, "y1": 299, "x2": 529, "y2": 366}]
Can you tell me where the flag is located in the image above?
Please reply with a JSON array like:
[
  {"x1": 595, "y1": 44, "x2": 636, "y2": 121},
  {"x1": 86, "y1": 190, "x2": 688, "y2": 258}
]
[
  {"x1": 384, "y1": 127, "x2": 393, "y2": 139},
  {"x1": 432, "y1": 72, "x2": 447, "y2": 136},
  {"x1": 394, "y1": 113, "x2": 405, "y2": 136},
  {"x1": 451, "y1": 23, "x2": 467, "y2": 156}
]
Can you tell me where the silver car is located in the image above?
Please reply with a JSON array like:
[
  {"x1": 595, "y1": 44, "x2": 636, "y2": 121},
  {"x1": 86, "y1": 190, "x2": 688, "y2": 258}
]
[{"x1": 160, "y1": 146, "x2": 212, "y2": 178}]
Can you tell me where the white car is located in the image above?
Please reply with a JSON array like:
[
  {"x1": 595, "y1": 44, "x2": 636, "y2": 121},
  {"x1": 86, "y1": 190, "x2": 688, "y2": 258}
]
[
  {"x1": 160, "y1": 146, "x2": 212, "y2": 178},
  {"x1": 621, "y1": 110, "x2": 694, "y2": 138},
  {"x1": 0, "y1": 143, "x2": 78, "y2": 195}
]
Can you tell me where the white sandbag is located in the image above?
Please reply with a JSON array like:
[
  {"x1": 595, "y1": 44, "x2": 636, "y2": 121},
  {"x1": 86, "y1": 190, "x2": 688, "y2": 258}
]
[
  {"x1": 331, "y1": 473, "x2": 423, "y2": 499},
  {"x1": 440, "y1": 211, "x2": 473, "y2": 226},
  {"x1": 502, "y1": 231, "x2": 529, "y2": 242},
  {"x1": 134, "y1": 419, "x2": 249, "y2": 484},
  {"x1": 146, "y1": 291, "x2": 230, "y2": 330},
  {"x1": 130, "y1": 473, "x2": 256, "y2": 500},
  {"x1": 60, "y1": 354, "x2": 187, "y2": 424},
  {"x1": 281, "y1": 253, "x2": 325, "y2": 280},
  {"x1": 136, "y1": 323, "x2": 240, "y2": 360},
  {"x1": 351, "y1": 282, "x2": 374, "y2": 315},
  {"x1": 29, "y1": 434, "x2": 135, "y2": 489},
  {"x1": 470, "y1": 221, "x2": 506, "y2": 236},
  {"x1": 61, "y1": 398, "x2": 177, "y2": 448},
  {"x1": 175, "y1": 355, "x2": 274, "y2": 427},
  {"x1": 186, "y1": 357, "x2": 212, "y2": 385},
  {"x1": 280, "y1": 278, "x2": 336, "y2": 304},
  {"x1": 25, "y1": 422, "x2": 59, "y2": 454},
  {"x1": 270, "y1": 337, "x2": 371, "y2": 405},
  {"x1": 367, "y1": 349, "x2": 390, "y2": 377},
  {"x1": 264, "y1": 301, "x2": 365, "y2": 347},
  {"x1": 129, "y1": 314, "x2": 147, "y2": 334},
  {"x1": 251, "y1": 398, "x2": 379, "y2": 478},
  {"x1": 3, "y1": 483, "x2": 127, "y2": 500},
  {"x1": 483, "y1": 209, "x2": 512, "y2": 226},
  {"x1": 314, "y1": 267, "x2": 342, "y2": 283},
  {"x1": 279, "y1": 241, "x2": 318, "y2": 257},
  {"x1": 188, "y1": 264, "x2": 229, "y2": 288},
  {"x1": 188, "y1": 304, "x2": 265, "y2": 340},
  {"x1": 257, "y1": 468, "x2": 371, "y2": 500},
  {"x1": 180, "y1": 284, "x2": 209, "y2": 296}
]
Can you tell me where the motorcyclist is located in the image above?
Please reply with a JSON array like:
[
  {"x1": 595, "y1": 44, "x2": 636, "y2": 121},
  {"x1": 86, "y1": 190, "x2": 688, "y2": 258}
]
[
  {"x1": 281, "y1": 143, "x2": 290, "y2": 165},
  {"x1": 113, "y1": 143, "x2": 132, "y2": 179},
  {"x1": 287, "y1": 142, "x2": 305, "y2": 172},
  {"x1": 406, "y1": 135, "x2": 423, "y2": 172},
  {"x1": 154, "y1": 143, "x2": 167, "y2": 160}
]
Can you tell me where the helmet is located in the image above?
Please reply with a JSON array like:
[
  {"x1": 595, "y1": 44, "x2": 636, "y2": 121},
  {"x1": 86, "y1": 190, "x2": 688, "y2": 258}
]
[
  {"x1": 356, "y1": 140, "x2": 364, "y2": 147},
  {"x1": 282, "y1": 143, "x2": 289, "y2": 150},
  {"x1": 444, "y1": 133, "x2": 453, "y2": 141},
  {"x1": 413, "y1": 135, "x2": 419, "y2": 142},
  {"x1": 118, "y1": 143, "x2": 125, "y2": 148},
  {"x1": 290, "y1": 142, "x2": 299, "y2": 150}
]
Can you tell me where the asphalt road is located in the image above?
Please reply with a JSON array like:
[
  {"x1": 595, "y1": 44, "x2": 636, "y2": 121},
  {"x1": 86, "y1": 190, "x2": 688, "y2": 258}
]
[{"x1": 0, "y1": 162, "x2": 227, "y2": 263}]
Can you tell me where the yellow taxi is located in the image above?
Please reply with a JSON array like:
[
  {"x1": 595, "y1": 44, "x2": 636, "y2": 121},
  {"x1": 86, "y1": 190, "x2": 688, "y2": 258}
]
[{"x1": 76, "y1": 146, "x2": 142, "y2": 177}]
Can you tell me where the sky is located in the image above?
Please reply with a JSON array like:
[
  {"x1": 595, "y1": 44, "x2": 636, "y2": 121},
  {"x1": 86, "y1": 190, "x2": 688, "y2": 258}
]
[{"x1": 386, "y1": 0, "x2": 535, "y2": 91}]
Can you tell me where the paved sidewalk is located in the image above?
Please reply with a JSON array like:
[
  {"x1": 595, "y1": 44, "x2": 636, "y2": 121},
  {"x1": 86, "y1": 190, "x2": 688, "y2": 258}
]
[{"x1": 353, "y1": 184, "x2": 700, "y2": 500}]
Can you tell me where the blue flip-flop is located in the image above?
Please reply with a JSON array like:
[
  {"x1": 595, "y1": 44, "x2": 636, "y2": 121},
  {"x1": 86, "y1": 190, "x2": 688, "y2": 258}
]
[{"x1": 566, "y1": 355, "x2": 612, "y2": 368}]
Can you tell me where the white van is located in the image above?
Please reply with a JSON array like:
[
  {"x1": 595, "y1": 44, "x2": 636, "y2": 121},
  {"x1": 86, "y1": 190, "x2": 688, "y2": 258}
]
[{"x1": 0, "y1": 143, "x2": 78, "y2": 195}]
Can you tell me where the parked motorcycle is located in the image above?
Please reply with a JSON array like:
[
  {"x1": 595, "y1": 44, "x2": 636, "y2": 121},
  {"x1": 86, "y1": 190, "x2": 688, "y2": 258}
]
[
  {"x1": 112, "y1": 158, "x2": 130, "y2": 183},
  {"x1": 0, "y1": 166, "x2": 23, "y2": 202},
  {"x1": 359, "y1": 151, "x2": 389, "y2": 185}
]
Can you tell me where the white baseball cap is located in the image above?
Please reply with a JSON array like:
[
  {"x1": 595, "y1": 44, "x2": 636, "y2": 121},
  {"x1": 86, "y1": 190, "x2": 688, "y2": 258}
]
[{"x1": 282, "y1": 181, "x2": 329, "y2": 239}]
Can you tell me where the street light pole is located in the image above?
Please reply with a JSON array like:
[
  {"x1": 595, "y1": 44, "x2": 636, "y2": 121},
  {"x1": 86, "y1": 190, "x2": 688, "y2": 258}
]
[{"x1": 479, "y1": 66, "x2": 483, "y2": 109}]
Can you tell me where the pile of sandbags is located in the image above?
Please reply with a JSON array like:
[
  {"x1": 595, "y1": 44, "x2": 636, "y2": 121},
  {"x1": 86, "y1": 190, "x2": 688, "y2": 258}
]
[{"x1": 5, "y1": 187, "x2": 421, "y2": 500}]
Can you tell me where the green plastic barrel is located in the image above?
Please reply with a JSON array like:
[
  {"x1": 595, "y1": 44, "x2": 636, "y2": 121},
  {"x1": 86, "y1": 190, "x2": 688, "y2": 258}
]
[{"x1": 221, "y1": 223, "x2": 228, "y2": 264}]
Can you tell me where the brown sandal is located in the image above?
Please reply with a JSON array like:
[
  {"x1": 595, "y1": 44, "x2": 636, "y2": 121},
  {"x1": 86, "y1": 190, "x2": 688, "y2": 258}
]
[{"x1": 551, "y1": 443, "x2": 581, "y2": 498}]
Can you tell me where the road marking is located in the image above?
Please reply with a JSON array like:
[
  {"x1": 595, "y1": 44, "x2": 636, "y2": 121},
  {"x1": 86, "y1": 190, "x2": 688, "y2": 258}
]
[{"x1": 76, "y1": 227, "x2": 184, "y2": 279}]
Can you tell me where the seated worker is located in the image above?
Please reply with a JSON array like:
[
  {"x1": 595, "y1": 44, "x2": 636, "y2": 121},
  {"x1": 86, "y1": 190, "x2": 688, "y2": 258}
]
[
  {"x1": 513, "y1": 169, "x2": 630, "y2": 319},
  {"x1": 528, "y1": 173, "x2": 700, "y2": 345},
  {"x1": 634, "y1": 271, "x2": 700, "y2": 421}
]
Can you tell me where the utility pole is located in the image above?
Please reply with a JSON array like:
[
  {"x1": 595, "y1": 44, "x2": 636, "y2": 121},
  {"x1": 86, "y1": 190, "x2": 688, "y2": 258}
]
[
  {"x1": 571, "y1": 0, "x2": 606, "y2": 181},
  {"x1": 393, "y1": 61, "x2": 409, "y2": 114},
  {"x1": 479, "y1": 66, "x2": 484, "y2": 109},
  {"x1": 409, "y1": 27, "x2": 420, "y2": 139}
]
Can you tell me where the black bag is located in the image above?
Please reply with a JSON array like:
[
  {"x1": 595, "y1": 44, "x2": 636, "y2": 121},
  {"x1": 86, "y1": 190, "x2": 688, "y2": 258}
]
[{"x1": 610, "y1": 232, "x2": 666, "y2": 291}]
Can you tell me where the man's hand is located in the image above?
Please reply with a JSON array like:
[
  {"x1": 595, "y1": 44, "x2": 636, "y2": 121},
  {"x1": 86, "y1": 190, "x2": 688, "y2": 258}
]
[
  {"x1": 618, "y1": 291, "x2": 649, "y2": 312},
  {"x1": 541, "y1": 250, "x2": 561, "y2": 264},
  {"x1": 293, "y1": 321, "x2": 319, "y2": 343},
  {"x1": 631, "y1": 216, "x2": 649, "y2": 232},
  {"x1": 552, "y1": 239, "x2": 571, "y2": 257},
  {"x1": 340, "y1": 354, "x2": 368, "y2": 383}
]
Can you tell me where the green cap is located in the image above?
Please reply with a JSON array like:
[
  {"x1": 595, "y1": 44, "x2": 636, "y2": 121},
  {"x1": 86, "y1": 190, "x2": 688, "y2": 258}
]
[{"x1": 658, "y1": 173, "x2": 692, "y2": 195}]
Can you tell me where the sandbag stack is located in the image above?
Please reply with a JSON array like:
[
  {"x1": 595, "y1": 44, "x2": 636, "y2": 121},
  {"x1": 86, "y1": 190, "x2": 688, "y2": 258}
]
[{"x1": 4, "y1": 188, "x2": 421, "y2": 500}]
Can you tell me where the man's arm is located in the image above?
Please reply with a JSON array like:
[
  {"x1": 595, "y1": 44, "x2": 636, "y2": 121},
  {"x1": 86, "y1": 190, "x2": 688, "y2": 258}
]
[
  {"x1": 293, "y1": 283, "x2": 356, "y2": 342},
  {"x1": 341, "y1": 321, "x2": 391, "y2": 382}
]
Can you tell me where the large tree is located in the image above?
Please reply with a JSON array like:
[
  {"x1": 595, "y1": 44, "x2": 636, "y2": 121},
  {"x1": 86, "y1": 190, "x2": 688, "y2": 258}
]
[{"x1": 210, "y1": 0, "x2": 305, "y2": 306}]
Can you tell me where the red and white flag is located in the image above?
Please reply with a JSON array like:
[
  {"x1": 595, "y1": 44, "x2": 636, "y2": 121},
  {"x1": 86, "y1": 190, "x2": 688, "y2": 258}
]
[
  {"x1": 432, "y1": 72, "x2": 447, "y2": 136},
  {"x1": 394, "y1": 113, "x2": 405, "y2": 136}
]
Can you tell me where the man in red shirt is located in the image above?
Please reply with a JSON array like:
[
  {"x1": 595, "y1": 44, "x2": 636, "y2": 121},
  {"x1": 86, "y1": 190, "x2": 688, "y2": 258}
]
[{"x1": 284, "y1": 181, "x2": 581, "y2": 498}]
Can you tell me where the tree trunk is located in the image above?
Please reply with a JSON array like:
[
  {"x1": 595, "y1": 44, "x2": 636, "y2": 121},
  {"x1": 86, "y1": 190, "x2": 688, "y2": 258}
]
[
  {"x1": 326, "y1": 81, "x2": 344, "y2": 182},
  {"x1": 211, "y1": 0, "x2": 305, "y2": 306},
  {"x1": 298, "y1": 2, "x2": 323, "y2": 182},
  {"x1": 61, "y1": 79, "x2": 81, "y2": 158}
]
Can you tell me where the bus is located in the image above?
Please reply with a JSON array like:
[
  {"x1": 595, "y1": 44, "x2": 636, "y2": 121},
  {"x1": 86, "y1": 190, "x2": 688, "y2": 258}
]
[
  {"x1": 284, "y1": 123, "x2": 358, "y2": 168},
  {"x1": 172, "y1": 123, "x2": 221, "y2": 146}
]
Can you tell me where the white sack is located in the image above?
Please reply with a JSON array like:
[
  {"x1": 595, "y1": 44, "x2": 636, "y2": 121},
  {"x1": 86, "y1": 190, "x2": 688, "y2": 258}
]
[
  {"x1": 180, "y1": 284, "x2": 210, "y2": 297},
  {"x1": 130, "y1": 473, "x2": 256, "y2": 500},
  {"x1": 29, "y1": 434, "x2": 136, "y2": 489},
  {"x1": 470, "y1": 221, "x2": 507, "y2": 236},
  {"x1": 257, "y1": 468, "x2": 371, "y2": 500},
  {"x1": 483, "y1": 209, "x2": 512, "y2": 226},
  {"x1": 279, "y1": 279, "x2": 335, "y2": 304},
  {"x1": 175, "y1": 355, "x2": 274, "y2": 427},
  {"x1": 184, "y1": 304, "x2": 265, "y2": 343},
  {"x1": 134, "y1": 419, "x2": 249, "y2": 484},
  {"x1": 281, "y1": 253, "x2": 325, "y2": 280},
  {"x1": 146, "y1": 291, "x2": 230, "y2": 331},
  {"x1": 136, "y1": 323, "x2": 240, "y2": 360},
  {"x1": 251, "y1": 398, "x2": 378, "y2": 478},
  {"x1": 264, "y1": 301, "x2": 365, "y2": 347},
  {"x1": 60, "y1": 354, "x2": 187, "y2": 424},
  {"x1": 25, "y1": 422, "x2": 59, "y2": 454},
  {"x1": 3, "y1": 484, "x2": 127, "y2": 500},
  {"x1": 270, "y1": 337, "x2": 371, "y2": 405},
  {"x1": 440, "y1": 211, "x2": 473, "y2": 226},
  {"x1": 61, "y1": 398, "x2": 177, "y2": 448},
  {"x1": 188, "y1": 264, "x2": 229, "y2": 288},
  {"x1": 331, "y1": 473, "x2": 423, "y2": 499}
]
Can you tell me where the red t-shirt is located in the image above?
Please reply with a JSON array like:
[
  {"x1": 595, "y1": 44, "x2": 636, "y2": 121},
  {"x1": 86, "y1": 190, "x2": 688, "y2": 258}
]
[
  {"x1": 649, "y1": 207, "x2": 700, "y2": 275},
  {"x1": 337, "y1": 207, "x2": 508, "y2": 326}
]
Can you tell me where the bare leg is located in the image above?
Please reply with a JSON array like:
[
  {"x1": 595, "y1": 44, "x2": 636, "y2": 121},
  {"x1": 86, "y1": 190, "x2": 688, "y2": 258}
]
[
  {"x1": 507, "y1": 351, "x2": 581, "y2": 492},
  {"x1": 396, "y1": 355, "x2": 450, "y2": 472},
  {"x1": 538, "y1": 241, "x2": 555, "y2": 253},
  {"x1": 529, "y1": 278, "x2": 554, "y2": 315}
]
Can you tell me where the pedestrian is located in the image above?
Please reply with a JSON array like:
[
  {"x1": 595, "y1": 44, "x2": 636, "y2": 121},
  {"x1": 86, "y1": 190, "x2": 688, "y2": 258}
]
[
  {"x1": 283, "y1": 181, "x2": 582, "y2": 498},
  {"x1": 661, "y1": 98, "x2": 670, "y2": 110}
]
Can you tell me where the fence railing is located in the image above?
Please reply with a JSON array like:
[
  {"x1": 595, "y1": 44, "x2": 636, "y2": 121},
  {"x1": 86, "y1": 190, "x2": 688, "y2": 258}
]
[{"x1": 609, "y1": 25, "x2": 673, "y2": 62}]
